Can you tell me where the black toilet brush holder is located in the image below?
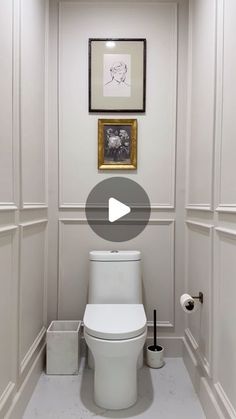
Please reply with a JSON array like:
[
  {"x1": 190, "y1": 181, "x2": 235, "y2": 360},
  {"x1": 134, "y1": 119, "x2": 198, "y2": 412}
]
[{"x1": 146, "y1": 309, "x2": 164, "y2": 368}]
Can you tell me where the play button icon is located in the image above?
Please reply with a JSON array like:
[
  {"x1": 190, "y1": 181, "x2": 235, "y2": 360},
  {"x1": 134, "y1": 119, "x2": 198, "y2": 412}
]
[
  {"x1": 109, "y1": 198, "x2": 131, "y2": 222},
  {"x1": 85, "y1": 177, "x2": 151, "y2": 242}
]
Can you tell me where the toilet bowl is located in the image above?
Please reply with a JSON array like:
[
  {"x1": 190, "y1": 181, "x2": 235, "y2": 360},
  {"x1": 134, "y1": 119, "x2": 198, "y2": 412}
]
[
  {"x1": 83, "y1": 250, "x2": 147, "y2": 409},
  {"x1": 84, "y1": 303, "x2": 147, "y2": 410}
]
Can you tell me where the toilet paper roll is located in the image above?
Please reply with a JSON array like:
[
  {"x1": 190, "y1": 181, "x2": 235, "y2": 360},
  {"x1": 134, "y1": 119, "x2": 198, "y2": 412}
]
[{"x1": 180, "y1": 293, "x2": 197, "y2": 313}]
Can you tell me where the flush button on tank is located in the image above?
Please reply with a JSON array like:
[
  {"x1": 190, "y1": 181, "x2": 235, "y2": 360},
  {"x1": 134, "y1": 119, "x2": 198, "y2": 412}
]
[{"x1": 110, "y1": 250, "x2": 119, "y2": 253}]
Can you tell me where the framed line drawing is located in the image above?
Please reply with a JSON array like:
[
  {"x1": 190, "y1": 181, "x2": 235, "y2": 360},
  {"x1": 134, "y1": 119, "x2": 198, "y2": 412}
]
[
  {"x1": 89, "y1": 39, "x2": 146, "y2": 112},
  {"x1": 98, "y1": 119, "x2": 137, "y2": 170}
]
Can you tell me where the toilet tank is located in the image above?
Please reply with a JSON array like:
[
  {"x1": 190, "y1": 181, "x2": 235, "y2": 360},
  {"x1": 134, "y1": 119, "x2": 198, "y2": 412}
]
[{"x1": 88, "y1": 250, "x2": 142, "y2": 304}]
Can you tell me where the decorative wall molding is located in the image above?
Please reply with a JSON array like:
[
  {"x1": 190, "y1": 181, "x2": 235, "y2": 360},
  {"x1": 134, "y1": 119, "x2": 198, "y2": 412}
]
[
  {"x1": 214, "y1": 0, "x2": 224, "y2": 213},
  {"x1": 18, "y1": 219, "x2": 48, "y2": 379},
  {"x1": 12, "y1": 0, "x2": 21, "y2": 211},
  {"x1": 214, "y1": 0, "x2": 236, "y2": 213},
  {"x1": 147, "y1": 320, "x2": 174, "y2": 328},
  {"x1": 215, "y1": 226, "x2": 236, "y2": 237},
  {"x1": 0, "y1": 205, "x2": 18, "y2": 211},
  {"x1": 59, "y1": 203, "x2": 175, "y2": 210},
  {"x1": 0, "y1": 0, "x2": 18, "y2": 209},
  {"x1": 185, "y1": 0, "x2": 216, "y2": 210},
  {"x1": 22, "y1": 204, "x2": 48, "y2": 210},
  {"x1": 215, "y1": 205, "x2": 236, "y2": 214},
  {"x1": 0, "y1": 225, "x2": 18, "y2": 234},
  {"x1": 185, "y1": 328, "x2": 211, "y2": 378},
  {"x1": 0, "y1": 382, "x2": 15, "y2": 409},
  {"x1": 59, "y1": 218, "x2": 175, "y2": 225},
  {"x1": 20, "y1": 327, "x2": 46, "y2": 375},
  {"x1": 185, "y1": 327, "x2": 198, "y2": 350},
  {"x1": 185, "y1": 1, "x2": 236, "y2": 415},
  {"x1": 19, "y1": 0, "x2": 47, "y2": 208},
  {"x1": 182, "y1": 336, "x2": 198, "y2": 368},
  {"x1": 0, "y1": 0, "x2": 49, "y2": 417},
  {"x1": 213, "y1": 224, "x2": 236, "y2": 418},
  {"x1": 184, "y1": 0, "x2": 193, "y2": 210},
  {"x1": 185, "y1": 205, "x2": 213, "y2": 212},
  {"x1": 4, "y1": 344, "x2": 45, "y2": 419},
  {"x1": 214, "y1": 382, "x2": 236, "y2": 419},
  {"x1": 185, "y1": 220, "x2": 213, "y2": 378},
  {"x1": 0, "y1": 382, "x2": 15, "y2": 417},
  {"x1": 186, "y1": 220, "x2": 214, "y2": 231},
  {"x1": 19, "y1": 219, "x2": 48, "y2": 229},
  {"x1": 0, "y1": 224, "x2": 18, "y2": 417},
  {"x1": 183, "y1": 337, "x2": 225, "y2": 419},
  {"x1": 44, "y1": 0, "x2": 49, "y2": 211},
  {"x1": 183, "y1": 339, "x2": 227, "y2": 419}
]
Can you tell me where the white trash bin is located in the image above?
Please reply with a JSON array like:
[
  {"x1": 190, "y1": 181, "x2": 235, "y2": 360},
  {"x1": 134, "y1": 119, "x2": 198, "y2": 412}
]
[{"x1": 46, "y1": 320, "x2": 81, "y2": 375}]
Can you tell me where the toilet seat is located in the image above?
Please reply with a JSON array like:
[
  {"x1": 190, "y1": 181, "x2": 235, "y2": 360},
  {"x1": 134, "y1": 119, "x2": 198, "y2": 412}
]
[{"x1": 84, "y1": 304, "x2": 146, "y2": 340}]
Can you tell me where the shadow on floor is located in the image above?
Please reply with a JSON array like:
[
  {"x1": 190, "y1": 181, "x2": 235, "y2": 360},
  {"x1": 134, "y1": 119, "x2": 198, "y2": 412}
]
[{"x1": 80, "y1": 361, "x2": 154, "y2": 418}]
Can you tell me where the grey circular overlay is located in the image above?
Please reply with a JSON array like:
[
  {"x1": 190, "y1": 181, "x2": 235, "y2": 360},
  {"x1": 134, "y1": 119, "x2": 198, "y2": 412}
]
[{"x1": 85, "y1": 177, "x2": 151, "y2": 242}]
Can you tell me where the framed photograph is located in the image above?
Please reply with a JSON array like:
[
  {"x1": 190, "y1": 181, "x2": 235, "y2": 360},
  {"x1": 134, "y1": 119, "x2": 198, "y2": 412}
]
[
  {"x1": 98, "y1": 119, "x2": 137, "y2": 170},
  {"x1": 89, "y1": 39, "x2": 146, "y2": 112}
]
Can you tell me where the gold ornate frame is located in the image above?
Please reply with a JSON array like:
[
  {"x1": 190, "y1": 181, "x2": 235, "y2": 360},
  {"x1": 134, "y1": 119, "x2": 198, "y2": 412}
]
[{"x1": 98, "y1": 119, "x2": 137, "y2": 170}]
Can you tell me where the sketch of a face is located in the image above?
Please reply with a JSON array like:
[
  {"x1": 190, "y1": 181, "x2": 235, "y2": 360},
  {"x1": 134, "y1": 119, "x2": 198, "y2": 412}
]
[
  {"x1": 110, "y1": 62, "x2": 127, "y2": 83},
  {"x1": 103, "y1": 54, "x2": 131, "y2": 97}
]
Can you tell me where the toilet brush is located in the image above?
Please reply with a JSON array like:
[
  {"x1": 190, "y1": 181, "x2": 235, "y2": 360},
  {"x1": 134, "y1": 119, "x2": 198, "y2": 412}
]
[
  {"x1": 146, "y1": 309, "x2": 164, "y2": 368},
  {"x1": 150, "y1": 309, "x2": 160, "y2": 351},
  {"x1": 153, "y1": 309, "x2": 158, "y2": 350}
]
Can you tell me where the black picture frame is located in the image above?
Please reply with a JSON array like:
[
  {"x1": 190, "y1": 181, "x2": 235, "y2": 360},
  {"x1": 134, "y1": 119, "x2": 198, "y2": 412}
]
[{"x1": 89, "y1": 38, "x2": 146, "y2": 113}]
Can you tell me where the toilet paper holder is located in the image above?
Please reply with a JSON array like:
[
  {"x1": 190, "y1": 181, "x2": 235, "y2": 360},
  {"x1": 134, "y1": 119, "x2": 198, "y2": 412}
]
[
  {"x1": 180, "y1": 291, "x2": 204, "y2": 313},
  {"x1": 192, "y1": 292, "x2": 204, "y2": 304}
]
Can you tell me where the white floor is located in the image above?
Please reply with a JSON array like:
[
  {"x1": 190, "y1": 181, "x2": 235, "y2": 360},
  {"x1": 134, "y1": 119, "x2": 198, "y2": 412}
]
[{"x1": 23, "y1": 358, "x2": 206, "y2": 419}]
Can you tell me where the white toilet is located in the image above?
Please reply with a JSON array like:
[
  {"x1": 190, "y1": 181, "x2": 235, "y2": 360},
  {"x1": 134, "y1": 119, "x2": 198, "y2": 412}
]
[{"x1": 83, "y1": 250, "x2": 147, "y2": 410}]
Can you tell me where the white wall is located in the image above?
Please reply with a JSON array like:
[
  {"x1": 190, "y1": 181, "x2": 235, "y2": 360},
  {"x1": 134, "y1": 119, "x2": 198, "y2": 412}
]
[
  {"x1": 0, "y1": 0, "x2": 48, "y2": 418},
  {"x1": 184, "y1": 1, "x2": 236, "y2": 418},
  {"x1": 48, "y1": 0, "x2": 189, "y2": 347},
  {"x1": 58, "y1": 2, "x2": 177, "y2": 207}
]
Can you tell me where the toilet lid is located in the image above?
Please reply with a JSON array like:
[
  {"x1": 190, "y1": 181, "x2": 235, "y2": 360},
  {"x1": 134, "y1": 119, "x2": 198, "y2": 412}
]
[{"x1": 83, "y1": 304, "x2": 147, "y2": 340}]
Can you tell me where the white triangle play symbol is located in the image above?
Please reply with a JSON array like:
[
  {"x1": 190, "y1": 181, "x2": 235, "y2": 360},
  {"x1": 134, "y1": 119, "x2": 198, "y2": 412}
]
[{"x1": 108, "y1": 197, "x2": 131, "y2": 223}]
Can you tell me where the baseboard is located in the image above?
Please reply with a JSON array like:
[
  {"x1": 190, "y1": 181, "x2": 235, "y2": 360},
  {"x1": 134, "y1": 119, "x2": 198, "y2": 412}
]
[
  {"x1": 182, "y1": 338, "x2": 226, "y2": 419},
  {"x1": 5, "y1": 344, "x2": 45, "y2": 419}
]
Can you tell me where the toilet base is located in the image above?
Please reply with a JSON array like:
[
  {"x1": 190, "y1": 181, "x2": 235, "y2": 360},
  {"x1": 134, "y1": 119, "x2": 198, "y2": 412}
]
[
  {"x1": 88, "y1": 347, "x2": 144, "y2": 370},
  {"x1": 84, "y1": 330, "x2": 147, "y2": 410},
  {"x1": 94, "y1": 356, "x2": 137, "y2": 410}
]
